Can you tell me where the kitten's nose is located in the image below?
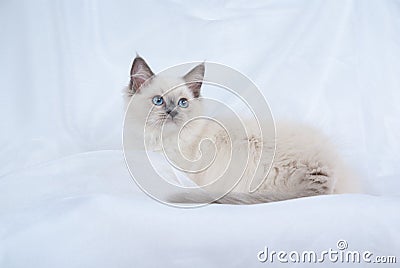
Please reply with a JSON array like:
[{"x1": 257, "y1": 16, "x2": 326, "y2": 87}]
[{"x1": 166, "y1": 109, "x2": 178, "y2": 118}]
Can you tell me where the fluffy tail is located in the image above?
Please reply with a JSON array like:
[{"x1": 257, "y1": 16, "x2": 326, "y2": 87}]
[{"x1": 167, "y1": 190, "x2": 297, "y2": 205}]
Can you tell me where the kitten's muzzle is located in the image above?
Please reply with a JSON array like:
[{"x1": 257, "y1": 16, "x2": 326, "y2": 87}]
[{"x1": 166, "y1": 109, "x2": 178, "y2": 118}]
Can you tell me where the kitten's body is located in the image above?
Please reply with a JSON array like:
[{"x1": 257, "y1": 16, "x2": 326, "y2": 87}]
[{"x1": 124, "y1": 56, "x2": 360, "y2": 204}]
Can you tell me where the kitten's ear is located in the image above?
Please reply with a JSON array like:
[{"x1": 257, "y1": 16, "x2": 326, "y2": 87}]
[
  {"x1": 129, "y1": 56, "x2": 154, "y2": 93},
  {"x1": 183, "y1": 63, "x2": 205, "y2": 98}
]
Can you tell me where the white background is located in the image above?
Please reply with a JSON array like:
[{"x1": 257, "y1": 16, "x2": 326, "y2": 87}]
[{"x1": 1, "y1": 1, "x2": 399, "y2": 267}]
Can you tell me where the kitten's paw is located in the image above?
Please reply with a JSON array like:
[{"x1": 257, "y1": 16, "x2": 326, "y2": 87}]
[
  {"x1": 284, "y1": 161, "x2": 335, "y2": 196},
  {"x1": 305, "y1": 175, "x2": 333, "y2": 195},
  {"x1": 303, "y1": 165, "x2": 335, "y2": 195}
]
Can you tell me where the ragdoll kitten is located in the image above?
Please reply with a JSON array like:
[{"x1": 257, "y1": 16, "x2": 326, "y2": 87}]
[{"x1": 124, "y1": 56, "x2": 360, "y2": 204}]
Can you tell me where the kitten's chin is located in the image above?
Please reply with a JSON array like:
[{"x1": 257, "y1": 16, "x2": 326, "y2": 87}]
[
  {"x1": 143, "y1": 118, "x2": 181, "y2": 136},
  {"x1": 161, "y1": 119, "x2": 182, "y2": 133}
]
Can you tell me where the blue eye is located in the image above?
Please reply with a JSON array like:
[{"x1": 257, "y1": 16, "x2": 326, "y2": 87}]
[
  {"x1": 152, "y1": 96, "x2": 164, "y2": 106},
  {"x1": 178, "y1": 98, "x2": 188, "y2": 108}
]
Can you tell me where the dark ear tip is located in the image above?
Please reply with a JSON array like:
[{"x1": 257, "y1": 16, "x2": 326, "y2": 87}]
[
  {"x1": 133, "y1": 53, "x2": 148, "y2": 65},
  {"x1": 195, "y1": 62, "x2": 205, "y2": 75},
  {"x1": 133, "y1": 56, "x2": 145, "y2": 63}
]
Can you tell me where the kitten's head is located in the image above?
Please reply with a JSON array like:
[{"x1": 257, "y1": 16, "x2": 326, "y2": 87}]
[{"x1": 125, "y1": 56, "x2": 205, "y2": 134}]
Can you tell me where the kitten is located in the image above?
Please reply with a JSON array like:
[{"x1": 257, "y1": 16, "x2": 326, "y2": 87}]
[{"x1": 124, "y1": 56, "x2": 361, "y2": 204}]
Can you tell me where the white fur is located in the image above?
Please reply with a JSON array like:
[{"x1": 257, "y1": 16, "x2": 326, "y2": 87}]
[{"x1": 124, "y1": 60, "x2": 361, "y2": 204}]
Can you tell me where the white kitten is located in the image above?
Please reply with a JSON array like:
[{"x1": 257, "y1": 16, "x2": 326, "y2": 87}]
[{"x1": 124, "y1": 56, "x2": 361, "y2": 204}]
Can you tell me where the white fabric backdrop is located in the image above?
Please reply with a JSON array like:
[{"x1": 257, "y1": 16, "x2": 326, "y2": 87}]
[{"x1": 1, "y1": 0, "x2": 399, "y2": 267}]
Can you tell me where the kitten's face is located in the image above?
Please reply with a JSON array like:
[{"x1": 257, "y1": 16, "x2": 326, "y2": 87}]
[
  {"x1": 126, "y1": 56, "x2": 205, "y2": 135},
  {"x1": 132, "y1": 76, "x2": 203, "y2": 133}
]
